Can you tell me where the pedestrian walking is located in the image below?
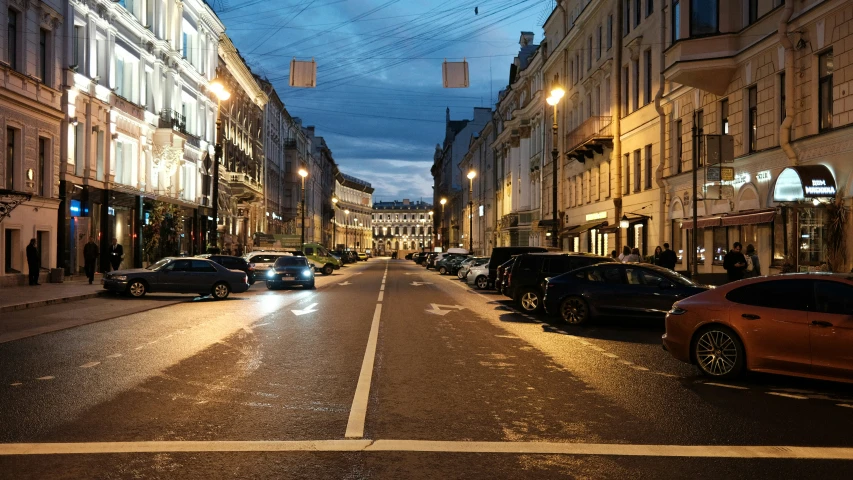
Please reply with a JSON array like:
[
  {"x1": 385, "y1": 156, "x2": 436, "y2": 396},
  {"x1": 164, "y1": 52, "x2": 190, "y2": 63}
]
[
  {"x1": 83, "y1": 236, "x2": 99, "y2": 284},
  {"x1": 659, "y1": 243, "x2": 677, "y2": 270},
  {"x1": 745, "y1": 244, "x2": 761, "y2": 277},
  {"x1": 723, "y1": 242, "x2": 747, "y2": 282},
  {"x1": 109, "y1": 238, "x2": 124, "y2": 271},
  {"x1": 652, "y1": 246, "x2": 663, "y2": 266},
  {"x1": 623, "y1": 247, "x2": 641, "y2": 263},
  {"x1": 618, "y1": 246, "x2": 631, "y2": 262},
  {"x1": 26, "y1": 239, "x2": 40, "y2": 285}
]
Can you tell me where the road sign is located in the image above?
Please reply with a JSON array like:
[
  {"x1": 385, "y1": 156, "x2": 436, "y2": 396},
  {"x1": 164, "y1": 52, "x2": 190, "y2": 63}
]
[
  {"x1": 707, "y1": 166, "x2": 735, "y2": 182},
  {"x1": 706, "y1": 185, "x2": 735, "y2": 199},
  {"x1": 705, "y1": 134, "x2": 735, "y2": 163}
]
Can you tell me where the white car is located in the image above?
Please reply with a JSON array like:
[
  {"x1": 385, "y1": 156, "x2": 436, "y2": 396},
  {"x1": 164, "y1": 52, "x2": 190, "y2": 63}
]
[
  {"x1": 458, "y1": 257, "x2": 488, "y2": 280},
  {"x1": 244, "y1": 252, "x2": 294, "y2": 277},
  {"x1": 466, "y1": 262, "x2": 490, "y2": 289}
]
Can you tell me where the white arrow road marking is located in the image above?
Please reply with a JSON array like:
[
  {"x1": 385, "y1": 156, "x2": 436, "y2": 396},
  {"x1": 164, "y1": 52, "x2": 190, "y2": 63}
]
[
  {"x1": 424, "y1": 304, "x2": 465, "y2": 316},
  {"x1": 352, "y1": 272, "x2": 363, "y2": 275},
  {"x1": 292, "y1": 303, "x2": 319, "y2": 316},
  {"x1": 338, "y1": 281, "x2": 352, "y2": 286},
  {"x1": 410, "y1": 282, "x2": 433, "y2": 286}
]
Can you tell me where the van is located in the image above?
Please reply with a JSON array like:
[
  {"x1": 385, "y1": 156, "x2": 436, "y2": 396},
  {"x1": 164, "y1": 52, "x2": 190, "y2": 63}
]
[
  {"x1": 486, "y1": 247, "x2": 548, "y2": 288},
  {"x1": 301, "y1": 243, "x2": 342, "y2": 275}
]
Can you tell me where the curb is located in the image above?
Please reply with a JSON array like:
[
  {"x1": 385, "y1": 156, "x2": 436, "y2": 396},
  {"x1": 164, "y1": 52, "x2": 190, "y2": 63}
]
[{"x1": 0, "y1": 290, "x2": 109, "y2": 314}]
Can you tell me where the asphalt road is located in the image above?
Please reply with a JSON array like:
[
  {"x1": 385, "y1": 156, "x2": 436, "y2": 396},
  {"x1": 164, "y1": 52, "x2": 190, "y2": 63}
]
[{"x1": 1, "y1": 258, "x2": 852, "y2": 479}]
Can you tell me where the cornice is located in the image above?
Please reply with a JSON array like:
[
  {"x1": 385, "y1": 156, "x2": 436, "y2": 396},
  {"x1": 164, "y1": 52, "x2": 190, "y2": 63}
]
[{"x1": 219, "y1": 34, "x2": 269, "y2": 108}]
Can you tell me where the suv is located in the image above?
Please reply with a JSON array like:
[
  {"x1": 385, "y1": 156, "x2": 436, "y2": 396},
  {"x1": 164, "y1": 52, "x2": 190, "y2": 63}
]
[
  {"x1": 506, "y1": 253, "x2": 615, "y2": 312},
  {"x1": 203, "y1": 255, "x2": 256, "y2": 285},
  {"x1": 486, "y1": 247, "x2": 548, "y2": 289},
  {"x1": 265, "y1": 255, "x2": 315, "y2": 290}
]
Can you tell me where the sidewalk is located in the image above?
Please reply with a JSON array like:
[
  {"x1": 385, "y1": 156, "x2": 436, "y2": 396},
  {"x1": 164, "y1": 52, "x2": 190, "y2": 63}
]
[{"x1": 0, "y1": 274, "x2": 108, "y2": 313}]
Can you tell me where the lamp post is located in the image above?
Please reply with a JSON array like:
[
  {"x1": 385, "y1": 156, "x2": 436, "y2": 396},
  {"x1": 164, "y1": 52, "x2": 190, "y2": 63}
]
[
  {"x1": 331, "y1": 195, "x2": 338, "y2": 248},
  {"x1": 298, "y1": 168, "x2": 308, "y2": 245},
  {"x1": 209, "y1": 79, "x2": 231, "y2": 251},
  {"x1": 419, "y1": 217, "x2": 425, "y2": 252},
  {"x1": 546, "y1": 77, "x2": 565, "y2": 248},
  {"x1": 428, "y1": 210, "x2": 433, "y2": 250},
  {"x1": 344, "y1": 209, "x2": 350, "y2": 250},
  {"x1": 467, "y1": 170, "x2": 476, "y2": 253},
  {"x1": 439, "y1": 197, "x2": 447, "y2": 250},
  {"x1": 382, "y1": 226, "x2": 387, "y2": 255}
]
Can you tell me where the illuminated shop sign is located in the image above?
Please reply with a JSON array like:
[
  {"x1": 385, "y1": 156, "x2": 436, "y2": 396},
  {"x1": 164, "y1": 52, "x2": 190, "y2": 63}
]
[{"x1": 773, "y1": 165, "x2": 837, "y2": 202}]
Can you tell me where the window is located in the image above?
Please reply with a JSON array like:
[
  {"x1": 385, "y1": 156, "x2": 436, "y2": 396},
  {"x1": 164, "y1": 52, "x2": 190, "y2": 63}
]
[
  {"x1": 597, "y1": 25, "x2": 602, "y2": 59},
  {"x1": 675, "y1": 120, "x2": 683, "y2": 173},
  {"x1": 779, "y1": 72, "x2": 786, "y2": 124},
  {"x1": 712, "y1": 227, "x2": 727, "y2": 263},
  {"x1": 625, "y1": 267, "x2": 667, "y2": 286},
  {"x1": 818, "y1": 50, "x2": 833, "y2": 131},
  {"x1": 720, "y1": 98, "x2": 729, "y2": 134},
  {"x1": 587, "y1": 36, "x2": 592, "y2": 71},
  {"x1": 647, "y1": 0, "x2": 654, "y2": 17},
  {"x1": 569, "y1": 60, "x2": 574, "y2": 86},
  {"x1": 690, "y1": 0, "x2": 717, "y2": 36},
  {"x1": 623, "y1": 0, "x2": 631, "y2": 36},
  {"x1": 633, "y1": 149, "x2": 641, "y2": 192},
  {"x1": 725, "y1": 280, "x2": 812, "y2": 311},
  {"x1": 748, "y1": 0, "x2": 758, "y2": 25},
  {"x1": 39, "y1": 29, "x2": 49, "y2": 84},
  {"x1": 7, "y1": 9, "x2": 18, "y2": 70},
  {"x1": 607, "y1": 15, "x2": 613, "y2": 50},
  {"x1": 671, "y1": 0, "x2": 680, "y2": 43},
  {"x1": 72, "y1": 25, "x2": 83, "y2": 69},
  {"x1": 813, "y1": 281, "x2": 853, "y2": 315},
  {"x1": 5, "y1": 127, "x2": 15, "y2": 189},
  {"x1": 644, "y1": 144, "x2": 653, "y2": 189},
  {"x1": 621, "y1": 66, "x2": 629, "y2": 114},
  {"x1": 696, "y1": 109, "x2": 704, "y2": 166},
  {"x1": 624, "y1": 153, "x2": 631, "y2": 194},
  {"x1": 115, "y1": 139, "x2": 134, "y2": 186},
  {"x1": 772, "y1": 210, "x2": 787, "y2": 266},
  {"x1": 38, "y1": 138, "x2": 47, "y2": 196},
  {"x1": 583, "y1": 265, "x2": 624, "y2": 284},
  {"x1": 643, "y1": 49, "x2": 652, "y2": 106},
  {"x1": 671, "y1": 220, "x2": 683, "y2": 264},
  {"x1": 632, "y1": 58, "x2": 639, "y2": 111},
  {"x1": 634, "y1": 0, "x2": 641, "y2": 27},
  {"x1": 747, "y1": 86, "x2": 757, "y2": 152}
]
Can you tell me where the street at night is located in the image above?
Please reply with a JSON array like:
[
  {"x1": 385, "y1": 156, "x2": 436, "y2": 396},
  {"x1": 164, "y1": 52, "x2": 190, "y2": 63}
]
[{"x1": 3, "y1": 258, "x2": 853, "y2": 478}]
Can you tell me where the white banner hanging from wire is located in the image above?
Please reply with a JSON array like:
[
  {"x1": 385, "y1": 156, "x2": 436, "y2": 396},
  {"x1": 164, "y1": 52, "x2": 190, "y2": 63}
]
[
  {"x1": 289, "y1": 58, "x2": 317, "y2": 88},
  {"x1": 442, "y1": 59, "x2": 469, "y2": 88}
]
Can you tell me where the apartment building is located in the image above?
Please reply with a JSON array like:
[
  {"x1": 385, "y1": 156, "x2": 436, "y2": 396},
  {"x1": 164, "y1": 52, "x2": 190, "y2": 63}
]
[
  {"x1": 0, "y1": 1, "x2": 64, "y2": 285},
  {"x1": 332, "y1": 171, "x2": 373, "y2": 251},
  {"x1": 460, "y1": 121, "x2": 496, "y2": 256},
  {"x1": 372, "y1": 199, "x2": 433, "y2": 255}
]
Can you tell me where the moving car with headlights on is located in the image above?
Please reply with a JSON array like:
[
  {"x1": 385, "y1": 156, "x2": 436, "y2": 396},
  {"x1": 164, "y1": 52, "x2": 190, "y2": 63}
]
[
  {"x1": 103, "y1": 258, "x2": 250, "y2": 299},
  {"x1": 265, "y1": 255, "x2": 316, "y2": 289},
  {"x1": 544, "y1": 263, "x2": 708, "y2": 325},
  {"x1": 663, "y1": 273, "x2": 853, "y2": 383}
]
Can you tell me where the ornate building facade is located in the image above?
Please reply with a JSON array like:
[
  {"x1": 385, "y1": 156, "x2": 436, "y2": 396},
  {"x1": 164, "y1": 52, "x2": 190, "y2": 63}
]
[
  {"x1": 372, "y1": 200, "x2": 433, "y2": 255},
  {"x1": 333, "y1": 171, "x2": 372, "y2": 251}
]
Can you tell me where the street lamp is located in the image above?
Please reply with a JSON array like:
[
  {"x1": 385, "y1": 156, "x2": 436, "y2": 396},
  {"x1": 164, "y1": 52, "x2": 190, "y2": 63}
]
[
  {"x1": 546, "y1": 76, "x2": 565, "y2": 248},
  {"x1": 439, "y1": 197, "x2": 447, "y2": 250},
  {"x1": 209, "y1": 78, "x2": 231, "y2": 252},
  {"x1": 467, "y1": 170, "x2": 476, "y2": 253},
  {"x1": 298, "y1": 168, "x2": 308, "y2": 245},
  {"x1": 344, "y1": 209, "x2": 350, "y2": 250}
]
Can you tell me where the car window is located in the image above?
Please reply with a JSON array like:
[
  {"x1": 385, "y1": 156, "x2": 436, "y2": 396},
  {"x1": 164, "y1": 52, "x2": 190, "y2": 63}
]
[
  {"x1": 813, "y1": 280, "x2": 853, "y2": 315},
  {"x1": 625, "y1": 268, "x2": 667, "y2": 286},
  {"x1": 725, "y1": 280, "x2": 812, "y2": 311},
  {"x1": 304, "y1": 247, "x2": 315, "y2": 255},
  {"x1": 583, "y1": 266, "x2": 624, "y2": 284},
  {"x1": 169, "y1": 260, "x2": 192, "y2": 272},
  {"x1": 192, "y1": 260, "x2": 218, "y2": 273},
  {"x1": 543, "y1": 256, "x2": 571, "y2": 274},
  {"x1": 275, "y1": 256, "x2": 309, "y2": 267}
]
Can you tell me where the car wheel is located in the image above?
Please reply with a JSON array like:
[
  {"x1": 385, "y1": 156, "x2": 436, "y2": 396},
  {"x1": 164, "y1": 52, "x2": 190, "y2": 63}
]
[
  {"x1": 457, "y1": 270, "x2": 464, "y2": 279},
  {"x1": 127, "y1": 280, "x2": 146, "y2": 298},
  {"x1": 266, "y1": 281, "x2": 277, "y2": 290},
  {"x1": 693, "y1": 326, "x2": 745, "y2": 379},
  {"x1": 561, "y1": 296, "x2": 589, "y2": 325},
  {"x1": 439, "y1": 266, "x2": 447, "y2": 275},
  {"x1": 322, "y1": 264, "x2": 334, "y2": 276},
  {"x1": 212, "y1": 282, "x2": 231, "y2": 300},
  {"x1": 475, "y1": 275, "x2": 488, "y2": 290},
  {"x1": 518, "y1": 289, "x2": 542, "y2": 312}
]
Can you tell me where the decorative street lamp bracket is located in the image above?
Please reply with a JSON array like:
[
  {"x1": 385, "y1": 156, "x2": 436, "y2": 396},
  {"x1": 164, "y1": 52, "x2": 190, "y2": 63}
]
[{"x1": 0, "y1": 189, "x2": 32, "y2": 223}]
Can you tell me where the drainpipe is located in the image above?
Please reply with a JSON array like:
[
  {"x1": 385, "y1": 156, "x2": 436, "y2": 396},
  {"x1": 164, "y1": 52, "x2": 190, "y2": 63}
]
[
  {"x1": 778, "y1": 1, "x2": 797, "y2": 166},
  {"x1": 612, "y1": 0, "x2": 624, "y2": 252},
  {"x1": 654, "y1": 0, "x2": 668, "y2": 253}
]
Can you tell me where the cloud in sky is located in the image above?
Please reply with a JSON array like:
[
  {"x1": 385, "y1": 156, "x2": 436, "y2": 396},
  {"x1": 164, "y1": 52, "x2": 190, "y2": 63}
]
[{"x1": 215, "y1": 0, "x2": 548, "y2": 201}]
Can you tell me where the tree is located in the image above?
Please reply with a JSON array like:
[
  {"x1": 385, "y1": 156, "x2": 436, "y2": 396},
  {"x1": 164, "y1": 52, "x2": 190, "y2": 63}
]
[{"x1": 143, "y1": 201, "x2": 184, "y2": 263}]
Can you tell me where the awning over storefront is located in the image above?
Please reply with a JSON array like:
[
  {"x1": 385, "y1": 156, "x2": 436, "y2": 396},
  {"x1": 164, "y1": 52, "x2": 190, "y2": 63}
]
[
  {"x1": 599, "y1": 224, "x2": 620, "y2": 234},
  {"x1": 773, "y1": 165, "x2": 837, "y2": 202},
  {"x1": 721, "y1": 209, "x2": 776, "y2": 227},
  {"x1": 537, "y1": 219, "x2": 559, "y2": 229},
  {"x1": 561, "y1": 220, "x2": 608, "y2": 236},
  {"x1": 680, "y1": 216, "x2": 722, "y2": 229}
]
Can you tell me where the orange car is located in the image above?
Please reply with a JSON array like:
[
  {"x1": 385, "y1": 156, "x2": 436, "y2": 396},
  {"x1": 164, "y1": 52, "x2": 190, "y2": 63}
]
[{"x1": 663, "y1": 273, "x2": 853, "y2": 383}]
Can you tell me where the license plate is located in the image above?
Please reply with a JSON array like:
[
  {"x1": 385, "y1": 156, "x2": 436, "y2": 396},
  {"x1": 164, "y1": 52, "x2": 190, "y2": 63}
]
[{"x1": 283, "y1": 275, "x2": 294, "y2": 279}]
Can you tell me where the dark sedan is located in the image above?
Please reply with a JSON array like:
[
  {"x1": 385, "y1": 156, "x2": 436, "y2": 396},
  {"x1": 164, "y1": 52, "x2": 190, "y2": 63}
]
[
  {"x1": 103, "y1": 258, "x2": 250, "y2": 299},
  {"x1": 265, "y1": 256, "x2": 316, "y2": 289},
  {"x1": 543, "y1": 263, "x2": 709, "y2": 325},
  {"x1": 202, "y1": 254, "x2": 256, "y2": 285}
]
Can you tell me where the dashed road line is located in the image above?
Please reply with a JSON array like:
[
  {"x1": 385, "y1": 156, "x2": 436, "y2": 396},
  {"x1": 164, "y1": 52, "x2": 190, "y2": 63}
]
[
  {"x1": 377, "y1": 291, "x2": 384, "y2": 302},
  {"x1": 35, "y1": 376, "x2": 54, "y2": 381},
  {"x1": 767, "y1": 392, "x2": 809, "y2": 400},
  {"x1": 79, "y1": 362, "x2": 101, "y2": 369},
  {"x1": 837, "y1": 404, "x2": 853, "y2": 409},
  {"x1": 704, "y1": 382, "x2": 749, "y2": 390}
]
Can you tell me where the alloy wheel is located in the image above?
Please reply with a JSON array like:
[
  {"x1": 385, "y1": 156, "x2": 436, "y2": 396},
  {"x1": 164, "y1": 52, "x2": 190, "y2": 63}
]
[
  {"x1": 520, "y1": 291, "x2": 539, "y2": 311},
  {"x1": 128, "y1": 281, "x2": 146, "y2": 298},
  {"x1": 561, "y1": 297, "x2": 587, "y2": 325},
  {"x1": 476, "y1": 276, "x2": 488, "y2": 289},
  {"x1": 213, "y1": 283, "x2": 230, "y2": 300},
  {"x1": 695, "y1": 329, "x2": 740, "y2": 377}
]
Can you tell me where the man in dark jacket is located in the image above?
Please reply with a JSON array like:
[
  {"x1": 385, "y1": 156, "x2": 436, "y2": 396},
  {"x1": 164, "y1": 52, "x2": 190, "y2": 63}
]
[
  {"x1": 723, "y1": 242, "x2": 747, "y2": 282},
  {"x1": 659, "y1": 242, "x2": 678, "y2": 270},
  {"x1": 26, "y1": 239, "x2": 40, "y2": 286},
  {"x1": 83, "y1": 236, "x2": 99, "y2": 284},
  {"x1": 109, "y1": 238, "x2": 124, "y2": 271}
]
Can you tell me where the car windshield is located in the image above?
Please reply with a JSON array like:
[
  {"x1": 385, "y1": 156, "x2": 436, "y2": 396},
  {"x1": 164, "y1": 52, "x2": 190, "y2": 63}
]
[
  {"x1": 275, "y1": 256, "x2": 309, "y2": 267},
  {"x1": 146, "y1": 258, "x2": 171, "y2": 271}
]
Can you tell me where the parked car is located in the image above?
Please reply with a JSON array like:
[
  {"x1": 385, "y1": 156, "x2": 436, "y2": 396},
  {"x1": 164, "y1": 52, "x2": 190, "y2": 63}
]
[
  {"x1": 201, "y1": 255, "x2": 257, "y2": 285},
  {"x1": 103, "y1": 258, "x2": 250, "y2": 299},
  {"x1": 404, "y1": 252, "x2": 414, "y2": 260},
  {"x1": 331, "y1": 250, "x2": 351, "y2": 265},
  {"x1": 506, "y1": 253, "x2": 616, "y2": 312},
  {"x1": 357, "y1": 252, "x2": 368, "y2": 261},
  {"x1": 414, "y1": 252, "x2": 429, "y2": 265},
  {"x1": 494, "y1": 258, "x2": 517, "y2": 295},
  {"x1": 663, "y1": 273, "x2": 853, "y2": 382},
  {"x1": 466, "y1": 262, "x2": 490, "y2": 289},
  {"x1": 265, "y1": 255, "x2": 316, "y2": 290},
  {"x1": 487, "y1": 247, "x2": 548, "y2": 289},
  {"x1": 244, "y1": 252, "x2": 294, "y2": 277},
  {"x1": 425, "y1": 252, "x2": 440, "y2": 269},
  {"x1": 544, "y1": 263, "x2": 707, "y2": 324},
  {"x1": 436, "y1": 253, "x2": 469, "y2": 275},
  {"x1": 458, "y1": 257, "x2": 489, "y2": 280}
]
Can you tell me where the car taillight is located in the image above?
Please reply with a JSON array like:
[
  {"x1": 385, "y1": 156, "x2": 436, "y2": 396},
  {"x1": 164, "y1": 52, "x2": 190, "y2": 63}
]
[{"x1": 243, "y1": 275, "x2": 248, "y2": 284}]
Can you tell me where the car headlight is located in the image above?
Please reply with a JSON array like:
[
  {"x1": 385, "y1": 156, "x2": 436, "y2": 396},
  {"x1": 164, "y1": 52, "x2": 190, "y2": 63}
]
[
  {"x1": 112, "y1": 275, "x2": 127, "y2": 281},
  {"x1": 267, "y1": 270, "x2": 276, "y2": 278},
  {"x1": 303, "y1": 269, "x2": 313, "y2": 277}
]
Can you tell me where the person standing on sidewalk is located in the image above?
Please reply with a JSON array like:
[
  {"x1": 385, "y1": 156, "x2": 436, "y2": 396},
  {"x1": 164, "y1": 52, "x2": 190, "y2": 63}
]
[
  {"x1": 109, "y1": 238, "x2": 124, "y2": 271},
  {"x1": 723, "y1": 242, "x2": 747, "y2": 282},
  {"x1": 659, "y1": 243, "x2": 678, "y2": 270},
  {"x1": 83, "y1": 237, "x2": 99, "y2": 284},
  {"x1": 26, "y1": 239, "x2": 41, "y2": 286}
]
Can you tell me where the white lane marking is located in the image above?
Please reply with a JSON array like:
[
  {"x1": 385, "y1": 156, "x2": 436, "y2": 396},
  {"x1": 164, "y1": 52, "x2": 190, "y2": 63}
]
[
  {"x1": 410, "y1": 282, "x2": 432, "y2": 286},
  {"x1": 767, "y1": 392, "x2": 809, "y2": 400},
  {"x1": 36, "y1": 376, "x2": 54, "y2": 381},
  {"x1": 602, "y1": 353, "x2": 619, "y2": 359},
  {"x1": 837, "y1": 404, "x2": 853, "y2": 409},
  {"x1": 380, "y1": 285, "x2": 385, "y2": 291},
  {"x1": 79, "y1": 362, "x2": 101, "y2": 369},
  {"x1": 704, "y1": 382, "x2": 749, "y2": 390},
  {"x1": 377, "y1": 291, "x2": 384, "y2": 302},
  {"x1": 424, "y1": 304, "x2": 465, "y2": 316},
  {"x1": 5, "y1": 440, "x2": 853, "y2": 459},
  {"x1": 291, "y1": 303, "x2": 319, "y2": 316},
  {"x1": 10, "y1": 383, "x2": 22, "y2": 386},
  {"x1": 345, "y1": 303, "x2": 383, "y2": 438},
  {"x1": 105, "y1": 354, "x2": 122, "y2": 359},
  {"x1": 631, "y1": 366, "x2": 650, "y2": 371},
  {"x1": 338, "y1": 281, "x2": 352, "y2": 286}
]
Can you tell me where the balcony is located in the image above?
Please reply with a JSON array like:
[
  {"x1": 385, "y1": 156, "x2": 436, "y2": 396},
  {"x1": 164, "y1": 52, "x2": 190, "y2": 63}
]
[
  {"x1": 565, "y1": 116, "x2": 612, "y2": 163},
  {"x1": 664, "y1": 35, "x2": 739, "y2": 96},
  {"x1": 284, "y1": 139, "x2": 297, "y2": 149},
  {"x1": 228, "y1": 173, "x2": 263, "y2": 203},
  {"x1": 499, "y1": 213, "x2": 519, "y2": 229},
  {"x1": 159, "y1": 109, "x2": 188, "y2": 136}
]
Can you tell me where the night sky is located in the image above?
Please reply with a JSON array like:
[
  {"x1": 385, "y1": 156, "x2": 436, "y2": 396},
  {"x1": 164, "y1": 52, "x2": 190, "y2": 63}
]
[{"x1": 212, "y1": 0, "x2": 550, "y2": 201}]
